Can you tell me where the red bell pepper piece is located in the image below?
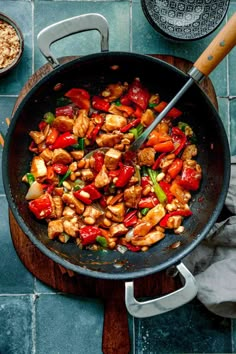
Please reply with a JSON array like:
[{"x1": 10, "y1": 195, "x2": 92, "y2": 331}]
[
  {"x1": 159, "y1": 181, "x2": 174, "y2": 203},
  {"x1": 93, "y1": 151, "x2": 105, "y2": 173},
  {"x1": 120, "y1": 118, "x2": 141, "y2": 133},
  {"x1": 167, "y1": 158, "x2": 183, "y2": 179},
  {"x1": 152, "y1": 152, "x2": 166, "y2": 170},
  {"x1": 138, "y1": 196, "x2": 159, "y2": 209},
  {"x1": 133, "y1": 106, "x2": 143, "y2": 118},
  {"x1": 46, "y1": 127, "x2": 59, "y2": 146},
  {"x1": 99, "y1": 195, "x2": 107, "y2": 208},
  {"x1": 81, "y1": 184, "x2": 102, "y2": 200},
  {"x1": 92, "y1": 96, "x2": 110, "y2": 112},
  {"x1": 52, "y1": 164, "x2": 68, "y2": 175},
  {"x1": 154, "y1": 140, "x2": 175, "y2": 153},
  {"x1": 141, "y1": 176, "x2": 151, "y2": 188},
  {"x1": 115, "y1": 165, "x2": 135, "y2": 188},
  {"x1": 154, "y1": 101, "x2": 182, "y2": 118},
  {"x1": 123, "y1": 210, "x2": 138, "y2": 228},
  {"x1": 171, "y1": 127, "x2": 187, "y2": 155},
  {"x1": 55, "y1": 105, "x2": 74, "y2": 118},
  {"x1": 120, "y1": 240, "x2": 141, "y2": 252},
  {"x1": 79, "y1": 226, "x2": 102, "y2": 245},
  {"x1": 28, "y1": 194, "x2": 53, "y2": 219},
  {"x1": 38, "y1": 121, "x2": 47, "y2": 131},
  {"x1": 127, "y1": 79, "x2": 150, "y2": 110},
  {"x1": 65, "y1": 88, "x2": 90, "y2": 111},
  {"x1": 178, "y1": 167, "x2": 201, "y2": 191},
  {"x1": 73, "y1": 190, "x2": 92, "y2": 205},
  {"x1": 159, "y1": 209, "x2": 193, "y2": 228},
  {"x1": 108, "y1": 169, "x2": 121, "y2": 178},
  {"x1": 29, "y1": 141, "x2": 38, "y2": 153},
  {"x1": 87, "y1": 115, "x2": 105, "y2": 141},
  {"x1": 120, "y1": 94, "x2": 132, "y2": 106},
  {"x1": 50, "y1": 132, "x2": 77, "y2": 150}
]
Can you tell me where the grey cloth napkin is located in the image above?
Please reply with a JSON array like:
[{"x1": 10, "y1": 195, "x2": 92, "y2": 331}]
[{"x1": 183, "y1": 156, "x2": 236, "y2": 318}]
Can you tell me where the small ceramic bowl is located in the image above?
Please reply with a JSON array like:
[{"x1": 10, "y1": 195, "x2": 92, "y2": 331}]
[
  {"x1": 141, "y1": 0, "x2": 230, "y2": 41},
  {"x1": 0, "y1": 12, "x2": 24, "y2": 76}
]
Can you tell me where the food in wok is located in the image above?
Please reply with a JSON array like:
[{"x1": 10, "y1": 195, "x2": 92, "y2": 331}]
[{"x1": 23, "y1": 78, "x2": 202, "y2": 253}]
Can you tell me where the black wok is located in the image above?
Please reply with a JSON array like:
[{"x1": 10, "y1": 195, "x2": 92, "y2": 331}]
[{"x1": 2, "y1": 14, "x2": 231, "y2": 289}]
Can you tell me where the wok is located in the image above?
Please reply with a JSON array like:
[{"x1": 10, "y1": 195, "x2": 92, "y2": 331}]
[{"x1": 2, "y1": 14, "x2": 233, "y2": 318}]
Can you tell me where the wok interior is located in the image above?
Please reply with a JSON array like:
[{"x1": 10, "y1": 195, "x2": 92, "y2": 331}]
[{"x1": 4, "y1": 53, "x2": 230, "y2": 280}]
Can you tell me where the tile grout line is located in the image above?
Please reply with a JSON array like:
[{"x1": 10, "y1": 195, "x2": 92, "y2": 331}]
[{"x1": 31, "y1": 293, "x2": 37, "y2": 354}]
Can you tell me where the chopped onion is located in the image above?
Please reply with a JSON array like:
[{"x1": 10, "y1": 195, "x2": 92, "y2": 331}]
[
  {"x1": 116, "y1": 244, "x2": 127, "y2": 254},
  {"x1": 25, "y1": 181, "x2": 44, "y2": 200},
  {"x1": 125, "y1": 229, "x2": 134, "y2": 242}
]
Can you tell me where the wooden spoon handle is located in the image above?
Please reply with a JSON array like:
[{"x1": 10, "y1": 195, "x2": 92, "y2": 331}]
[{"x1": 193, "y1": 13, "x2": 236, "y2": 77}]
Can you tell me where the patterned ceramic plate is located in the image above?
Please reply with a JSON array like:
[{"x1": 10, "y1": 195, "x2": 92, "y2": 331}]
[{"x1": 141, "y1": 0, "x2": 230, "y2": 41}]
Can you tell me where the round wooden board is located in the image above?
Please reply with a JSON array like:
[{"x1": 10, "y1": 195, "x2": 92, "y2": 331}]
[{"x1": 9, "y1": 54, "x2": 218, "y2": 354}]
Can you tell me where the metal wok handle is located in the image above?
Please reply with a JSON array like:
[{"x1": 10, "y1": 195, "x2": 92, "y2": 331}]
[
  {"x1": 37, "y1": 13, "x2": 109, "y2": 68},
  {"x1": 125, "y1": 262, "x2": 197, "y2": 318}
]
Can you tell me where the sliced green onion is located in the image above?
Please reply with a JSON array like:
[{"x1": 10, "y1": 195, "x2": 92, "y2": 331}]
[
  {"x1": 129, "y1": 124, "x2": 144, "y2": 139},
  {"x1": 43, "y1": 112, "x2": 55, "y2": 124},
  {"x1": 59, "y1": 170, "x2": 71, "y2": 187},
  {"x1": 72, "y1": 138, "x2": 85, "y2": 150},
  {"x1": 114, "y1": 100, "x2": 121, "y2": 106},
  {"x1": 74, "y1": 179, "x2": 85, "y2": 191},
  {"x1": 26, "y1": 173, "x2": 35, "y2": 186},
  {"x1": 96, "y1": 236, "x2": 108, "y2": 248},
  {"x1": 141, "y1": 207, "x2": 149, "y2": 216},
  {"x1": 147, "y1": 168, "x2": 167, "y2": 204},
  {"x1": 148, "y1": 103, "x2": 157, "y2": 108}
]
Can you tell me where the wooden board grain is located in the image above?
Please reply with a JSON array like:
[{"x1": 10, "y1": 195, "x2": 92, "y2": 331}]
[{"x1": 9, "y1": 54, "x2": 218, "y2": 354}]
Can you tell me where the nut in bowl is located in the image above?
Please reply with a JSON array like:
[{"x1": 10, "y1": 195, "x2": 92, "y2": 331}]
[
  {"x1": 0, "y1": 13, "x2": 24, "y2": 76},
  {"x1": 141, "y1": 0, "x2": 230, "y2": 41}
]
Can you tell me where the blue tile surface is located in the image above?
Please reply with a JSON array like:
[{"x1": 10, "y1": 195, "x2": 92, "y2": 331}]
[
  {"x1": 0, "y1": 295, "x2": 33, "y2": 354},
  {"x1": 134, "y1": 298, "x2": 232, "y2": 354},
  {"x1": 0, "y1": 1, "x2": 236, "y2": 353},
  {"x1": 36, "y1": 294, "x2": 104, "y2": 354}
]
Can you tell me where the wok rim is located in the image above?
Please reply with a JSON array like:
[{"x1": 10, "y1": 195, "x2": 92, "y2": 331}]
[{"x1": 2, "y1": 51, "x2": 231, "y2": 280}]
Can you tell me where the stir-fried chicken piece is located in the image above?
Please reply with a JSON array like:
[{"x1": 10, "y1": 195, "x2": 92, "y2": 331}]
[
  {"x1": 101, "y1": 82, "x2": 127, "y2": 102},
  {"x1": 133, "y1": 221, "x2": 153, "y2": 237},
  {"x1": 63, "y1": 206, "x2": 76, "y2": 218},
  {"x1": 124, "y1": 185, "x2": 142, "y2": 208},
  {"x1": 143, "y1": 204, "x2": 166, "y2": 226},
  {"x1": 52, "y1": 116, "x2": 74, "y2": 132},
  {"x1": 62, "y1": 192, "x2": 84, "y2": 215},
  {"x1": 109, "y1": 223, "x2": 128, "y2": 237},
  {"x1": 63, "y1": 216, "x2": 82, "y2": 237},
  {"x1": 137, "y1": 147, "x2": 156, "y2": 167},
  {"x1": 96, "y1": 133, "x2": 123, "y2": 147},
  {"x1": 103, "y1": 114, "x2": 127, "y2": 132},
  {"x1": 104, "y1": 148, "x2": 122, "y2": 170},
  {"x1": 52, "y1": 195, "x2": 64, "y2": 219},
  {"x1": 52, "y1": 148, "x2": 73, "y2": 165},
  {"x1": 131, "y1": 230, "x2": 165, "y2": 246},
  {"x1": 141, "y1": 109, "x2": 155, "y2": 127},
  {"x1": 83, "y1": 205, "x2": 103, "y2": 220},
  {"x1": 48, "y1": 219, "x2": 64, "y2": 239},
  {"x1": 39, "y1": 148, "x2": 53, "y2": 163},
  {"x1": 31, "y1": 156, "x2": 47, "y2": 178},
  {"x1": 107, "y1": 203, "x2": 125, "y2": 222},
  {"x1": 73, "y1": 109, "x2": 90, "y2": 137},
  {"x1": 80, "y1": 169, "x2": 95, "y2": 182},
  {"x1": 29, "y1": 130, "x2": 45, "y2": 145},
  {"x1": 94, "y1": 165, "x2": 111, "y2": 188},
  {"x1": 181, "y1": 144, "x2": 197, "y2": 160}
]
